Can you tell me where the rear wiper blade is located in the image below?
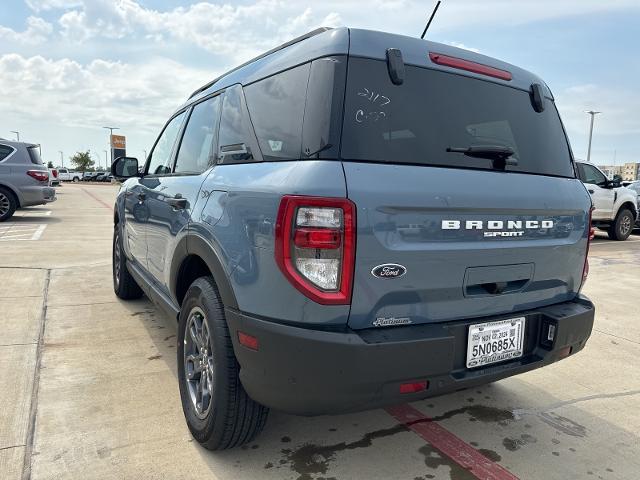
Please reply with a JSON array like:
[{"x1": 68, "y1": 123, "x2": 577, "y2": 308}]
[{"x1": 446, "y1": 145, "x2": 517, "y2": 168}]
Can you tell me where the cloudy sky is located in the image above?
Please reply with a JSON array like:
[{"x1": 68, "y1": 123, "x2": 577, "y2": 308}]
[{"x1": 0, "y1": 0, "x2": 638, "y2": 169}]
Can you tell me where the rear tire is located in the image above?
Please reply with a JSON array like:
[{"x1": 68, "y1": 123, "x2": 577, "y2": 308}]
[
  {"x1": 112, "y1": 223, "x2": 144, "y2": 299},
  {"x1": 0, "y1": 187, "x2": 17, "y2": 222},
  {"x1": 73, "y1": 177, "x2": 79, "y2": 183},
  {"x1": 178, "y1": 276, "x2": 268, "y2": 450},
  {"x1": 607, "y1": 209, "x2": 634, "y2": 241}
]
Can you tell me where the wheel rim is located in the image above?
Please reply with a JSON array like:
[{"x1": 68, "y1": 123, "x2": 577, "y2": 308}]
[
  {"x1": 0, "y1": 192, "x2": 10, "y2": 217},
  {"x1": 184, "y1": 307, "x2": 214, "y2": 419},
  {"x1": 113, "y1": 229, "x2": 121, "y2": 288},
  {"x1": 620, "y1": 214, "x2": 632, "y2": 236}
]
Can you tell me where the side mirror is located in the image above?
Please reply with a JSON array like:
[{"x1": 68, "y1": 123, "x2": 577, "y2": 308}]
[
  {"x1": 112, "y1": 157, "x2": 140, "y2": 179},
  {"x1": 610, "y1": 180, "x2": 621, "y2": 188}
]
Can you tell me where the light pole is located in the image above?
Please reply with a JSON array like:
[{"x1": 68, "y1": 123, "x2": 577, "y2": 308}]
[
  {"x1": 10, "y1": 130, "x2": 20, "y2": 141},
  {"x1": 103, "y1": 150, "x2": 108, "y2": 170},
  {"x1": 103, "y1": 126, "x2": 119, "y2": 168},
  {"x1": 586, "y1": 111, "x2": 601, "y2": 163},
  {"x1": 58, "y1": 151, "x2": 64, "y2": 168},
  {"x1": 143, "y1": 149, "x2": 147, "y2": 160}
]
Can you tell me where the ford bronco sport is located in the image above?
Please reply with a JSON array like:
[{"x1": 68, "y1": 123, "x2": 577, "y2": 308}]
[{"x1": 111, "y1": 27, "x2": 596, "y2": 450}]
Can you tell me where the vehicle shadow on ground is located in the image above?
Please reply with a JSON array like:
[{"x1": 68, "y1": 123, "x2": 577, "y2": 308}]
[{"x1": 133, "y1": 303, "x2": 638, "y2": 480}]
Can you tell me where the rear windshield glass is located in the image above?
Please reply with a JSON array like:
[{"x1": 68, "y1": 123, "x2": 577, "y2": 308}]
[
  {"x1": 27, "y1": 146, "x2": 43, "y2": 165},
  {"x1": 341, "y1": 58, "x2": 574, "y2": 177}
]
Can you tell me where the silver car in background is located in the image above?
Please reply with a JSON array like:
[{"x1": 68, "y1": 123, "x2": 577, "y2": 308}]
[{"x1": 0, "y1": 139, "x2": 56, "y2": 221}]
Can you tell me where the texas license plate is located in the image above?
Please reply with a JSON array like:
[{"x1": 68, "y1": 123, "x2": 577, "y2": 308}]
[{"x1": 466, "y1": 317, "x2": 525, "y2": 368}]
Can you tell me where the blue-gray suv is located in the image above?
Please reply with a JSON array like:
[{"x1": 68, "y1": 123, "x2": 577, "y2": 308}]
[{"x1": 111, "y1": 28, "x2": 596, "y2": 450}]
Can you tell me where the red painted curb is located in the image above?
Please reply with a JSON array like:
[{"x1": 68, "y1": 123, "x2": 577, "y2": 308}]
[{"x1": 385, "y1": 404, "x2": 519, "y2": 480}]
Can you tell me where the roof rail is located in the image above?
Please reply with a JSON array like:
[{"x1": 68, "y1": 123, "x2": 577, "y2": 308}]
[{"x1": 188, "y1": 27, "x2": 333, "y2": 99}]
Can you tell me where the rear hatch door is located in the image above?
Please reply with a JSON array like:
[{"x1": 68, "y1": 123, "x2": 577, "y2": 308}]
[{"x1": 340, "y1": 56, "x2": 591, "y2": 330}]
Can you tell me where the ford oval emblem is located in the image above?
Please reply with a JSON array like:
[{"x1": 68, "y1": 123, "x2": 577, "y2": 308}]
[{"x1": 371, "y1": 264, "x2": 407, "y2": 279}]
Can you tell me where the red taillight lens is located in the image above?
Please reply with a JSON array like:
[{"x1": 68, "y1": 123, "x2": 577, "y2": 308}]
[
  {"x1": 580, "y1": 208, "x2": 595, "y2": 290},
  {"x1": 51, "y1": 169, "x2": 58, "y2": 178},
  {"x1": 238, "y1": 331, "x2": 259, "y2": 351},
  {"x1": 275, "y1": 195, "x2": 356, "y2": 305},
  {"x1": 27, "y1": 170, "x2": 49, "y2": 182},
  {"x1": 293, "y1": 228, "x2": 341, "y2": 249},
  {"x1": 400, "y1": 381, "x2": 428, "y2": 394},
  {"x1": 429, "y1": 52, "x2": 512, "y2": 81}
]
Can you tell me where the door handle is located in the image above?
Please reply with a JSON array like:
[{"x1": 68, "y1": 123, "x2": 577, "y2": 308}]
[
  {"x1": 588, "y1": 189, "x2": 594, "y2": 194},
  {"x1": 165, "y1": 194, "x2": 187, "y2": 210}
]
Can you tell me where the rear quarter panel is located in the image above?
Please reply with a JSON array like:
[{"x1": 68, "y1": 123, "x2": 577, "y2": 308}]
[{"x1": 189, "y1": 160, "x2": 350, "y2": 326}]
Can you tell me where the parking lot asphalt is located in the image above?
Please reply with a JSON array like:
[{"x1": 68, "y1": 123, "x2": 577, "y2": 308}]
[{"x1": 0, "y1": 183, "x2": 639, "y2": 480}]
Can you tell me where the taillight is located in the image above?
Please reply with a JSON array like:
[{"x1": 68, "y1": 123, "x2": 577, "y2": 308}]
[
  {"x1": 27, "y1": 170, "x2": 49, "y2": 182},
  {"x1": 429, "y1": 52, "x2": 512, "y2": 81},
  {"x1": 51, "y1": 169, "x2": 58, "y2": 178},
  {"x1": 275, "y1": 195, "x2": 355, "y2": 305},
  {"x1": 580, "y1": 208, "x2": 595, "y2": 291}
]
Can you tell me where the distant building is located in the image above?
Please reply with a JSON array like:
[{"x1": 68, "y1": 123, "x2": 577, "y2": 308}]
[
  {"x1": 598, "y1": 164, "x2": 624, "y2": 179},
  {"x1": 622, "y1": 162, "x2": 640, "y2": 181}
]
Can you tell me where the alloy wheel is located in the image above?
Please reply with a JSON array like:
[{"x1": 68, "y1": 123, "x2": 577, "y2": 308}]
[
  {"x1": 113, "y1": 229, "x2": 122, "y2": 288},
  {"x1": 0, "y1": 192, "x2": 10, "y2": 217},
  {"x1": 184, "y1": 307, "x2": 214, "y2": 419},
  {"x1": 620, "y1": 214, "x2": 632, "y2": 237}
]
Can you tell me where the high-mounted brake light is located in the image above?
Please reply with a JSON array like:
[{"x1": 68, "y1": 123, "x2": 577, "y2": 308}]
[
  {"x1": 429, "y1": 52, "x2": 512, "y2": 81},
  {"x1": 580, "y1": 207, "x2": 595, "y2": 291},
  {"x1": 275, "y1": 196, "x2": 355, "y2": 305},
  {"x1": 26, "y1": 170, "x2": 49, "y2": 182}
]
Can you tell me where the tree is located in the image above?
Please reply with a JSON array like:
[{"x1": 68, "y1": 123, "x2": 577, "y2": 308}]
[
  {"x1": 47, "y1": 161, "x2": 54, "y2": 168},
  {"x1": 69, "y1": 151, "x2": 94, "y2": 172}
]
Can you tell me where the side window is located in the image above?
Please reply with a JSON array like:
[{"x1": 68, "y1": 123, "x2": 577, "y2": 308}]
[
  {"x1": 147, "y1": 111, "x2": 186, "y2": 175},
  {"x1": 218, "y1": 84, "x2": 257, "y2": 164},
  {"x1": 175, "y1": 96, "x2": 221, "y2": 174},
  {"x1": 244, "y1": 63, "x2": 310, "y2": 160},
  {"x1": 0, "y1": 144, "x2": 14, "y2": 161},
  {"x1": 581, "y1": 164, "x2": 607, "y2": 185}
]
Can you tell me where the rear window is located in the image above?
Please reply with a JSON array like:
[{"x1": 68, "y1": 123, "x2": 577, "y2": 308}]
[
  {"x1": 0, "y1": 144, "x2": 14, "y2": 161},
  {"x1": 27, "y1": 146, "x2": 43, "y2": 165},
  {"x1": 341, "y1": 58, "x2": 574, "y2": 177}
]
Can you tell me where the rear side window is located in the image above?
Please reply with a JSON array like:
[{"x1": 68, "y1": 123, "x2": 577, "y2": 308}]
[
  {"x1": 0, "y1": 144, "x2": 14, "y2": 161},
  {"x1": 244, "y1": 63, "x2": 310, "y2": 160},
  {"x1": 578, "y1": 163, "x2": 607, "y2": 185},
  {"x1": 341, "y1": 58, "x2": 574, "y2": 177},
  {"x1": 175, "y1": 95, "x2": 221, "y2": 174},
  {"x1": 147, "y1": 111, "x2": 186, "y2": 175},
  {"x1": 27, "y1": 146, "x2": 43, "y2": 165},
  {"x1": 218, "y1": 85, "x2": 258, "y2": 164}
]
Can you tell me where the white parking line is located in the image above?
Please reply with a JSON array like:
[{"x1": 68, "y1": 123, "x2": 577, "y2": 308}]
[
  {"x1": 15, "y1": 210, "x2": 52, "y2": 217},
  {"x1": 0, "y1": 223, "x2": 47, "y2": 241},
  {"x1": 591, "y1": 239, "x2": 640, "y2": 246}
]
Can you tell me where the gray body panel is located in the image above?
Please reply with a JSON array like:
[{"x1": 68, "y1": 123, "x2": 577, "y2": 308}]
[
  {"x1": 190, "y1": 161, "x2": 350, "y2": 325},
  {"x1": 0, "y1": 140, "x2": 55, "y2": 208},
  {"x1": 343, "y1": 162, "x2": 591, "y2": 329}
]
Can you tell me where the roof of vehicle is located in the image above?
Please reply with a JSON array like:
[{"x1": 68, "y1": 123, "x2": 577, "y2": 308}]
[
  {"x1": 0, "y1": 139, "x2": 39, "y2": 149},
  {"x1": 185, "y1": 27, "x2": 552, "y2": 109}
]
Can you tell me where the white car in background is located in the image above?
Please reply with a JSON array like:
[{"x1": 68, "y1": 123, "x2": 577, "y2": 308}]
[
  {"x1": 576, "y1": 161, "x2": 638, "y2": 240},
  {"x1": 56, "y1": 168, "x2": 82, "y2": 182},
  {"x1": 626, "y1": 181, "x2": 640, "y2": 230}
]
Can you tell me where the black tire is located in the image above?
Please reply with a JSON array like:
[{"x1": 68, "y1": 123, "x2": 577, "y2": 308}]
[
  {"x1": 112, "y1": 223, "x2": 144, "y2": 299},
  {"x1": 0, "y1": 186, "x2": 17, "y2": 222},
  {"x1": 607, "y1": 209, "x2": 634, "y2": 241},
  {"x1": 73, "y1": 177, "x2": 80, "y2": 183},
  {"x1": 178, "y1": 277, "x2": 268, "y2": 450}
]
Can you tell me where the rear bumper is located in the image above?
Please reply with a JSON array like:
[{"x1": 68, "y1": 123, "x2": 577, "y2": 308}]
[
  {"x1": 20, "y1": 186, "x2": 56, "y2": 207},
  {"x1": 227, "y1": 295, "x2": 595, "y2": 416}
]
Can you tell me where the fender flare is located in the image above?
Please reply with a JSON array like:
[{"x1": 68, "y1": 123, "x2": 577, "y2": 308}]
[{"x1": 170, "y1": 233, "x2": 238, "y2": 309}]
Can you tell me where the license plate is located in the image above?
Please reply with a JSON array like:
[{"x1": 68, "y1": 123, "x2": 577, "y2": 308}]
[{"x1": 466, "y1": 317, "x2": 525, "y2": 368}]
